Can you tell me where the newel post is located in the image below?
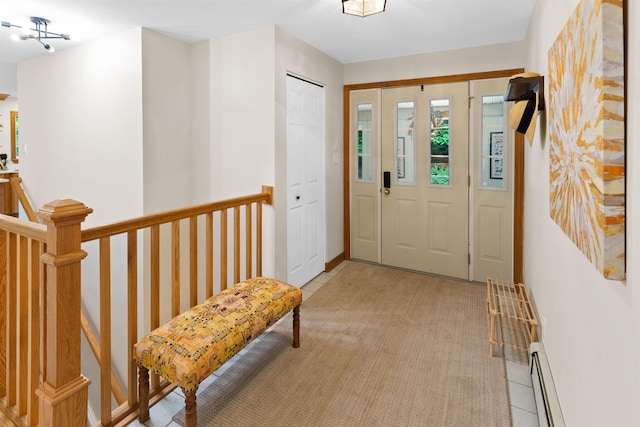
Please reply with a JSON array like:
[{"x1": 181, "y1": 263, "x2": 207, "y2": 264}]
[{"x1": 35, "y1": 199, "x2": 93, "y2": 427}]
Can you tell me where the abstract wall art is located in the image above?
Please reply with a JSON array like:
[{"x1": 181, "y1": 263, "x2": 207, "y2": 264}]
[{"x1": 548, "y1": 0, "x2": 625, "y2": 280}]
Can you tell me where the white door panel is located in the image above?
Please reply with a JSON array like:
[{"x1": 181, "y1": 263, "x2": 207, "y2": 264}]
[
  {"x1": 381, "y1": 83, "x2": 469, "y2": 279},
  {"x1": 471, "y1": 78, "x2": 513, "y2": 282},
  {"x1": 286, "y1": 76, "x2": 325, "y2": 287},
  {"x1": 350, "y1": 89, "x2": 380, "y2": 263}
]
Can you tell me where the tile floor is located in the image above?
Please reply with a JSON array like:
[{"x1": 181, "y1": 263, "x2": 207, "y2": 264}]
[{"x1": 128, "y1": 261, "x2": 539, "y2": 427}]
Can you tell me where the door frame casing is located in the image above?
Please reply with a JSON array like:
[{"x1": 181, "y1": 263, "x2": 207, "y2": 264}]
[{"x1": 343, "y1": 69, "x2": 525, "y2": 282}]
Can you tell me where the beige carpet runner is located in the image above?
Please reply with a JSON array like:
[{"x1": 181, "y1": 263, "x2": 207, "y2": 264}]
[{"x1": 173, "y1": 261, "x2": 510, "y2": 426}]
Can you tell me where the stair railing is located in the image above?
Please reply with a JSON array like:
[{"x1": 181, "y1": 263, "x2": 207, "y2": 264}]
[{"x1": 0, "y1": 184, "x2": 273, "y2": 427}]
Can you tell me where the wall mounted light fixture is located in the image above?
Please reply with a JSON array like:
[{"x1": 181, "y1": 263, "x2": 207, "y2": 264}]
[
  {"x1": 1, "y1": 17, "x2": 70, "y2": 52},
  {"x1": 342, "y1": 0, "x2": 387, "y2": 17}
]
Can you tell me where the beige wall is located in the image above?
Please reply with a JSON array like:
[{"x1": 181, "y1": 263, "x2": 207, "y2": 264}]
[
  {"x1": 207, "y1": 26, "x2": 345, "y2": 280},
  {"x1": 208, "y1": 27, "x2": 278, "y2": 277},
  {"x1": 523, "y1": 1, "x2": 639, "y2": 426},
  {"x1": 274, "y1": 27, "x2": 345, "y2": 279},
  {"x1": 18, "y1": 28, "x2": 145, "y2": 226},
  {"x1": 344, "y1": 41, "x2": 525, "y2": 84},
  {"x1": 141, "y1": 29, "x2": 193, "y2": 214}
]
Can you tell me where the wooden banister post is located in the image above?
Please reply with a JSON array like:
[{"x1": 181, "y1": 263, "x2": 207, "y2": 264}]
[{"x1": 35, "y1": 199, "x2": 93, "y2": 427}]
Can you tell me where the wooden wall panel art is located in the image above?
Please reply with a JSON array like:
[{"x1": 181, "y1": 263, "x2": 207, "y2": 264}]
[{"x1": 548, "y1": 0, "x2": 625, "y2": 280}]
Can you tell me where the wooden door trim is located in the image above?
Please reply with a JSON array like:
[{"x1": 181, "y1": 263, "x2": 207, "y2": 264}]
[
  {"x1": 343, "y1": 68, "x2": 525, "y2": 281},
  {"x1": 513, "y1": 132, "x2": 525, "y2": 283}
]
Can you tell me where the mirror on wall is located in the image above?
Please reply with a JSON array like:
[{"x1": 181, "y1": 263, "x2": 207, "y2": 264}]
[{"x1": 10, "y1": 111, "x2": 17, "y2": 163}]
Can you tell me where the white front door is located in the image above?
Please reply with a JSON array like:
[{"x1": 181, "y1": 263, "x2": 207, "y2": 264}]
[
  {"x1": 350, "y1": 79, "x2": 514, "y2": 282},
  {"x1": 286, "y1": 75, "x2": 325, "y2": 287},
  {"x1": 380, "y1": 83, "x2": 469, "y2": 279}
]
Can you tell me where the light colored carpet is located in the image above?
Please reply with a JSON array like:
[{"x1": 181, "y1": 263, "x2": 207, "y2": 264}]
[{"x1": 173, "y1": 261, "x2": 510, "y2": 426}]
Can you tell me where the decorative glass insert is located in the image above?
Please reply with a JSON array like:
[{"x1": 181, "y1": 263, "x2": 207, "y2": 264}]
[
  {"x1": 396, "y1": 101, "x2": 415, "y2": 184},
  {"x1": 480, "y1": 95, "x2": 506, "y2": 189},
  {"x1": 356, "y1": 103, "x2": 373, "y2": 181},
  {"x1": 429, "y1": 99, "x2": 450, "y2": 185}
]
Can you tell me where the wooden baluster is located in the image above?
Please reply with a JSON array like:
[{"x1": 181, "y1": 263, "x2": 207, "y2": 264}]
[
  {"x1": 256, "y1": 202, "x2": 262, "y2": 278},
  {"x1": 220, "y1": 210, "x2": 228, "y2": 291},
  {"x1": 99, "y1": 237, "x2": 112, "y2": 425},
  {"x1": 150, "y1": 225, "x2": 160, "y2": 391},
  {"x1": 234, "y1": 206, "x2": 240, "y2": 284},
  {"x1": 0, "y1": 230, "x2": 6, "y2": 399},
  {"x1": 189, "y1": 216, "x2": 197, "y2": 307},
  {"x1": 27, "y1": 240, "x2": 42, "y2": 426},
  {"x1": 7, "y1": 232, "x2": 16, "y2": 406},
  {"x1": 18, "y1": 235, "x2": 29, "y2": 416},
  {"x1": 205, "y1": 213, "x2": 213, "y2": 298},
  {"x1": 171, "y1": 221, "x2": 180, "y2": 317},
  {"x1": 127, "y1": 230, "x2": 138, "y2": 407},
  {"x1": 35, "y1": 199, "x2": 92, "y2": 427},
  {"x1": 245, "y1": 204, "x2": 252, "y2": 279}
]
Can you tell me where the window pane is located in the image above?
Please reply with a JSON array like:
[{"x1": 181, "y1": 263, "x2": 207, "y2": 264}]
[
  {"x1": 356, "y1": 103, "x2": 373, "y2": 181},
  {"x1": 480, "y1": 96, "x2": 506, "y2": 189},
  {"x1": 396, "y1": 101, "x2": 415, "y2": 183},
  {"x1": 429, "y1": 99, "x2": 450, "y2": 185}
]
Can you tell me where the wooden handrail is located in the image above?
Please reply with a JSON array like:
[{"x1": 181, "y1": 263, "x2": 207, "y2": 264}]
[
  {"x1": 0, "y1": 214, "x2": 46, "y2": 241},
  {"x1": 9, "y1": 177, "x2": 38, "y2": 222},
  {"x1": 81, "y1": 191, "x2": 272, "y2": 242}
]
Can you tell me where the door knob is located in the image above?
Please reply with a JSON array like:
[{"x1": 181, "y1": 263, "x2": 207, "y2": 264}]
[
  {"x1": 296, "y1": 195, "x2": 301, "y2": 200},
  {"x1": 383, "y1": 188, "x2": 390, "y2": 195}
]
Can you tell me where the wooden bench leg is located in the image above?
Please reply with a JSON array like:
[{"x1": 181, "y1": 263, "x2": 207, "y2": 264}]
[
  {"x1": 183, "y1": 388, "x2": 197, "y2": 427},
  {"x1": 138, "y1": 365, "x2": 150, "y2": 422},
  {"x1": 292, "y1": 304, "x2": 301, "y2": 348}
]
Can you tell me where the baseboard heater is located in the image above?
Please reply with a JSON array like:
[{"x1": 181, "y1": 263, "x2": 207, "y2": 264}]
[{"x1": 530, "y1": 342, "x2": 565, "y2": 427}]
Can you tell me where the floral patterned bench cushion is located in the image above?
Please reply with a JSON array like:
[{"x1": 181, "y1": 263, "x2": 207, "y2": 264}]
[{"x1": 133, "y1": 277, "x2": 302, "y2": 393}]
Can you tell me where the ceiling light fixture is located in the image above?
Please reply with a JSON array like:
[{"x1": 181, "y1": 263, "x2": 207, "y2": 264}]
[
  {"x1": 1, "y1": 17, "x2": 71, "y2": 52},
  {"x1": 342, "y1": 0, "x2": 387, "y2": 17}
]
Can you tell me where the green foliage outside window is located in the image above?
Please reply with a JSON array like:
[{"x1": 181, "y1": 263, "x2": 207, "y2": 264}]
[
  {"x1": 430, "y1": 124, "x2": 449, "y2": 184},
  {"x1": 431, "y1": 126, "x2": 449, "y2": 155},
  {"x1": 430, "y1": 164, "x2": 450, "y2": 185}
]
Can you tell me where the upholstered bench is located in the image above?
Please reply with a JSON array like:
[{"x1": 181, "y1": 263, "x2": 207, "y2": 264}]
[{"x1": 133, "y1": 277, "x2": 302, "y2": 427}]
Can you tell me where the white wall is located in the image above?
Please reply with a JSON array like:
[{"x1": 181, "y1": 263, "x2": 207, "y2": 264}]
[
  {"x1": 189, "y1": 40, "x2": 212, "y2": 204},
  {"x1": 141, "y1": 29, "x2": 193, "y2": 214},
  {"x1": 208, "y1": 26, "x2": 345, "y2": 281},
  {"x1": 209, "y1": 27, "x2": 277, "y2": 278},
  {"x1": 0, "y1": 61, "x2": 17, "y2": 96},
  {"x1": 209, "y1": 27, "x2": 276, "y2": 201},
  {"x1": 18, "y1": 28, "x2": 145, "y2": 226},
  {"x1": 344, "y1": 41, "x2": 525, "y2": 84},
  {"x1": 523, "y1": 1, "x2": 640, "y2": 426}
]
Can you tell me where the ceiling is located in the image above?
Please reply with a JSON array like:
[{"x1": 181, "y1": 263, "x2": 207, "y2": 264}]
[{"x1": 1, "y1": 0, "x2": 535, "y2": 70}]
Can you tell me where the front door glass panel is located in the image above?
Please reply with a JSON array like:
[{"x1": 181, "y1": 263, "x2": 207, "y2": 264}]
[
  {"x1": 480, "y1": 95, "x2": 506, "y2": 189},
  {"x1": 429, "y1": 99, "x2": 451, "y2": 185},
  {"x1": 356, "y1": 103, "x2": 373, "y2": 181},
  {"x1": 396, "y1": 101, "x2": 415, "y2": 184}
]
